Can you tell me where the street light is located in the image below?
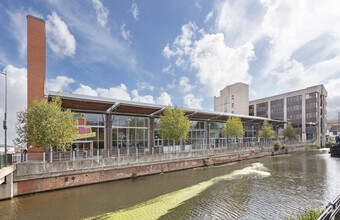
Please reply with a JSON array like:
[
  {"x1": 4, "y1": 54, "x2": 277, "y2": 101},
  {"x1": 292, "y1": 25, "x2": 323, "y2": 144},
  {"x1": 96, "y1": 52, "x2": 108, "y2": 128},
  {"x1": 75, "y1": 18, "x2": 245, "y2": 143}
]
[{"x1": 0, "y1": 70, "x2": 7, "y2": 166}]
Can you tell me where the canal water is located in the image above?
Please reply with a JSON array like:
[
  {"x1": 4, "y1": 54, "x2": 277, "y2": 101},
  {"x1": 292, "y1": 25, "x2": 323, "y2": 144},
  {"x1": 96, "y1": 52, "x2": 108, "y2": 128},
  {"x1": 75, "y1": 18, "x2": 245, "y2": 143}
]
[{"x1": 0, "y1": 149, "x2": 339, "y2": 220}]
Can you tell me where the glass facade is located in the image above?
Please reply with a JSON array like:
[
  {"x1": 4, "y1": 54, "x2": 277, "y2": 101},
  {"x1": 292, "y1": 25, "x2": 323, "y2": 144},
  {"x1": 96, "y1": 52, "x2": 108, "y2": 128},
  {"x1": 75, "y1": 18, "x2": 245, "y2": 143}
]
[
  {"x1": 287, "y1": 95, "x2": 302, "y2": 135},
  {"x1": 256, "y1": 102, "x2": 268, "y2": 118},
  {"x1": 209, "y1": 122, "x2": 226, "y2": 146},
  {"x1": 154, "y1": 120, "x2": 206, "y2": 147},
  {"x1": 305, "y1": 92, "x2": 319, "y2": 139},
  {"x1": 270, "y1": 99, "x2": 284, "y2": 120},
  {"x1": 249, "y1": 105, "x2": 254, "y2": 116},
  {"x1": 72, "y1": 112, "x2": 105, "y2": 150},
  {"x1": 111, "y1": 115, "x2": 149, "y2": 148}
]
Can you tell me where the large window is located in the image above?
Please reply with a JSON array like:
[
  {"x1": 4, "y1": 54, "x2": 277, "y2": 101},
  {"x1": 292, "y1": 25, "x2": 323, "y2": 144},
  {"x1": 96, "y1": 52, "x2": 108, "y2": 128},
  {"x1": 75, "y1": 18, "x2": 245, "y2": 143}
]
[
  {"x1": 154, "y1": 120, "x2": 206, "y2": 147},
  {"x1": 287, "y1": 95, "x2": 302, "y2": 135},
  {"x1": 72, "y1": 113, "x2": 105, "y2": 149},
  {"x1": 209, "y1": 122, "x2": 226, "y2": 146},
  {"x1": 270, "y1": 99, "x2": 284, "y2": 120},
  {"x1": 111, "y1": 115, "x2": 149, "y2": 148},
  {"x1": 256, "y1": 102, "x2": 268, "y2": 118}
]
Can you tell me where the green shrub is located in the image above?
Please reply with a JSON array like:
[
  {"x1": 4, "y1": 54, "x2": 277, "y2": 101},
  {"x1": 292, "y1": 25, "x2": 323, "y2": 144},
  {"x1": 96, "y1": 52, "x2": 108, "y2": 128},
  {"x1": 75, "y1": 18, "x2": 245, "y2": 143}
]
[
  {"x1": 283, "y1": 209, "x2": 321, "y2": 220},
  {"x1": 281, "y1": 144, "x2": 287, "y2": 149},
  {"x1": 131, "y1": 172, "x2": 138, "y2": 179},
  {"x1": 203, "y1": 158, "x2": 210, "y2": 167},
  {"x1": 274, "y1": 141, "x2": 281, "y2": 151}
]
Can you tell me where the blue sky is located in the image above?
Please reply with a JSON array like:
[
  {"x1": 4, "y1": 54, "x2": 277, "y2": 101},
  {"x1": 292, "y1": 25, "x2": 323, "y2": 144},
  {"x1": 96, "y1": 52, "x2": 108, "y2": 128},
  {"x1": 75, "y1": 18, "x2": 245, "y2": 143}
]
[{"x1": 1, "y1": 0, "x2": 340, "y2": 145}]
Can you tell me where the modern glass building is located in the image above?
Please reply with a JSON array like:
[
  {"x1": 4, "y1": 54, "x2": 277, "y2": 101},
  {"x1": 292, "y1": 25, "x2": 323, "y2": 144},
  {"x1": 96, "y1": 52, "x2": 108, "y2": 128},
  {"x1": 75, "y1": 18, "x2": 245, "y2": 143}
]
[
  {"x1": 249, "y1": 85, "x2": 327, "y2": 147},
  {"x1": 47, "y1": 92, "x2": 284, "y2": 151}
]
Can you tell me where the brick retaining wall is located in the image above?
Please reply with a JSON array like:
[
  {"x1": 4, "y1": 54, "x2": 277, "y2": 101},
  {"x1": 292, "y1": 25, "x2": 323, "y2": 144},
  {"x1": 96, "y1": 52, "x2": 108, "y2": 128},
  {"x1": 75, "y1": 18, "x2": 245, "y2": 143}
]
[{"x1": 13, "y1": 144, "x2": 315, "y2": 196}]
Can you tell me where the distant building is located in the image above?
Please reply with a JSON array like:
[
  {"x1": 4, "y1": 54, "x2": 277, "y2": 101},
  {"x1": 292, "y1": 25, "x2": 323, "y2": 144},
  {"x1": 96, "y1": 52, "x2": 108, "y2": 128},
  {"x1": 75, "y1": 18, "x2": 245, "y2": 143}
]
[
  {"x1": 214, "y1": 83, "x2": 328, "y2": 147},
  {"x1": 214, "y1": 82, "x2": 249, "y2": 115}
]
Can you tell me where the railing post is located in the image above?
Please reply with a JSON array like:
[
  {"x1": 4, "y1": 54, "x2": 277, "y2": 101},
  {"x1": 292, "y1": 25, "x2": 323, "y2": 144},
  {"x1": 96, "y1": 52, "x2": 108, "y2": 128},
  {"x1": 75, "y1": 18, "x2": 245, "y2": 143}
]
[
  {"x1": 97, "y1": 150, "x2": 99, "y2": 159},
  {"x1": 73, "y1": 151, "x2": 75, "y2": 161},
  {"x1": 59, "y1": 152, "x2": 61, "y2": 162},
  {"x1": 118, "y1": 148, "x2": 120, "y2": 158},
  {"x1": 43, "y1": 152, "x2": 45, "y2": 163},
  {"x1": 127, "y1": 148, "x2": 130, "y2": 156},
  {"x1": 136, "y1": 148, "x2": 138, "y2": 157},
  {"x1": 152, "y1": 147, "x2": 154, "y2": 155}
]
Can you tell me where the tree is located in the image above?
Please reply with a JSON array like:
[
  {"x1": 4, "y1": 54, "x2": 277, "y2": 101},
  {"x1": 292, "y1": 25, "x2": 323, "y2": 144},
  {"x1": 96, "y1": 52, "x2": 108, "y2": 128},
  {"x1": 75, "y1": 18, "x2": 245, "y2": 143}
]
[
  {"x1": 15, "y1": 96, "x2": 74, "y2": 163},
  {"x1": 223, "y1": 117, "x2": 244, "y2": 142},
  {"x1": 284, "y1": 122, "x2": 296, "y2": 140},
  {"x1": 258, "y1": 121, "x2": 276, "y2": 141},
  {"x1": 157, "y1": 105, "x2": 190, "y2": 145}
]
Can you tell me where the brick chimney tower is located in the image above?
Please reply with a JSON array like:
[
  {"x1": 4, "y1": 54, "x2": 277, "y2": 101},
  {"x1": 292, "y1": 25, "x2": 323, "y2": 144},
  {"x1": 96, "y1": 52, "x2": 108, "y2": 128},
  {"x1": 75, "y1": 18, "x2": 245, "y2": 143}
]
[{"x1": 27, "y1": 15, "x2": 45, "y2": 107}]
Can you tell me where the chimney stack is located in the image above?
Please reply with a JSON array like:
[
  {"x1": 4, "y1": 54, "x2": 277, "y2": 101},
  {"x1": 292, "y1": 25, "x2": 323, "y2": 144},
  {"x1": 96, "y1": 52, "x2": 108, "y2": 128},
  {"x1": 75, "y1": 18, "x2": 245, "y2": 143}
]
[{"x1": 27, "y1": 15, "x2": 46, "y2": 107}]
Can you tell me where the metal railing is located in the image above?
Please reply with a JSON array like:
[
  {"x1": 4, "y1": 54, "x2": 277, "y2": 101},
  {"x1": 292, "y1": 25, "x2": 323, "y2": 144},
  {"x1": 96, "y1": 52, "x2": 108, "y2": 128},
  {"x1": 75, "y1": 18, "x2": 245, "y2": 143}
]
[
  {"x1": 317, "y1": 194, "x2": 340, "y2": 220},
  {"x1": 0, "y1": 153, "x2": 12, "y2": 168},
  {"x1": 12, "y1": 140, "x2": 314, "y2": 163}
]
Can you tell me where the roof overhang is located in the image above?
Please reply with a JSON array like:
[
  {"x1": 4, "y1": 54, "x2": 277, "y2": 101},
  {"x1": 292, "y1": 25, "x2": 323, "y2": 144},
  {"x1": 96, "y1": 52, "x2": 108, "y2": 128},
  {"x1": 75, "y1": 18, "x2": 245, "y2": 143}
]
[{"x1": 46, "y1": 91, "x2": 286, "y2": 124}]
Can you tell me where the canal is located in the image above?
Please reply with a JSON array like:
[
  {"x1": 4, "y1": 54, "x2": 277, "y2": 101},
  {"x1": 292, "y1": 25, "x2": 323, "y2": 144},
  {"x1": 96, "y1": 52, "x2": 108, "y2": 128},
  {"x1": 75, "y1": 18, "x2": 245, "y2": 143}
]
[{"x1": 0, "y1": 149, "x2": 339, "y2": 219}]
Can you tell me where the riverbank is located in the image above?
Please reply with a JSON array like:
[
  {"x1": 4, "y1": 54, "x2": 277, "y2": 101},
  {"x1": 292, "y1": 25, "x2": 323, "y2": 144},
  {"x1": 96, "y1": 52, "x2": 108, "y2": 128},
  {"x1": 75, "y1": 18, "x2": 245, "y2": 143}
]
[{"x1": 9, "y1": 143, "x2": 316, "y2": 198}]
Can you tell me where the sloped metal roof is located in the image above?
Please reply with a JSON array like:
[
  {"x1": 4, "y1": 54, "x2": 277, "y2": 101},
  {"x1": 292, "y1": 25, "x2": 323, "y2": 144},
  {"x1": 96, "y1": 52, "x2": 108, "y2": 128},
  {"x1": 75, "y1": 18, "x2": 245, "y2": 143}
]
[{"x1": 47, "y1": 91, "x2": 285, "y2": 124}]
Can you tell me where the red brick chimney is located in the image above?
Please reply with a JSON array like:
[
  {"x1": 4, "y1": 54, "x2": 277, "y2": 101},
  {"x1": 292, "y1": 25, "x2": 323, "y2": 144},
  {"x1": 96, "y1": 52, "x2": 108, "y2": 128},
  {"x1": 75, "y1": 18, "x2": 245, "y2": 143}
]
[
  {"x1": 26, "y1": 15, "x2": 46, "y2": 156},
  {"x1": 27, "y1": 15, "x2": 46, "y2": 107}
]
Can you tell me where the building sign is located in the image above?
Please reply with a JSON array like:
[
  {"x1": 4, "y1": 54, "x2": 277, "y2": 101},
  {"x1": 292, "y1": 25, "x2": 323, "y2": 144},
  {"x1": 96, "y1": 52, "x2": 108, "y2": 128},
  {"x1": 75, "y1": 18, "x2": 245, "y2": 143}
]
[{"x1": 73, "y1": 113, "x2": 96, "y2": 140}]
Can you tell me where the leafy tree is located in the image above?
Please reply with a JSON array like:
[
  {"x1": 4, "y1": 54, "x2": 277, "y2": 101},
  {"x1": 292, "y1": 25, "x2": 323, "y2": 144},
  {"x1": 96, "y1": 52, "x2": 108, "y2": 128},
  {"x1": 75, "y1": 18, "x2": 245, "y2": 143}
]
[
  {"x1": 15, "y1": 96, "x2": 73, "y2": 163},
  {"x1": 258, "y1": 120, "x2": 276, "y2": 141},
  {"x1": 284, "y1": 122, "x2": 296, "y2": 140},
  {"x1": 223, "y1": 117, "x2": 244, "y2": 142},
  {"x1": 157, "y1": 105, "x2": 190, "y2": 144}
]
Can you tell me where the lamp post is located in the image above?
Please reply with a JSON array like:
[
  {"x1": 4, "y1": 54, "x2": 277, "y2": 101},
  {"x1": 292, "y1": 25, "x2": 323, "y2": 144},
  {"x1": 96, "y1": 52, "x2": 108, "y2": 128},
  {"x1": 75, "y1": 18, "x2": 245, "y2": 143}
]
[{"x1": 1, "y1": 70, "x2": 7, "y2": 166}]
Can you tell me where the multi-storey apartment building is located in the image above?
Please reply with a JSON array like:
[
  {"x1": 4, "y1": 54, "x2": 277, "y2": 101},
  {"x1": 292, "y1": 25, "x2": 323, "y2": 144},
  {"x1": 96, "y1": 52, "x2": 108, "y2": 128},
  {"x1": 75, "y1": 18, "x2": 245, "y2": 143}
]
[
  {"x1": 215, "y1": 83, "x2": 327, "y2": 147},
  {"x1": 214, "y1": 82, "x2": 249, "y2": 115}
]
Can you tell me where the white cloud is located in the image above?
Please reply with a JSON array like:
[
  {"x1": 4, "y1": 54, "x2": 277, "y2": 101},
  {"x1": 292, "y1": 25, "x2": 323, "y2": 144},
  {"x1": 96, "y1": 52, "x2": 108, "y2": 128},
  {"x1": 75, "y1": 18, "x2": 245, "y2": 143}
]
[
  {"x1": 120, "y1": 24, "x2": 131, "y2": 42},
  {"x1": 178, "y1": 77, "x2": 192, "y2": 93},
  {"x1": 91, "y1": 0, "x2": 109, "y2": 27},
  {"x1": 258, "y1": 1, "x2": 340, "y2": 77},
  {"x1": 216, "y1": 0, "x2": 265, "y2": 47},
  {"x1": 97, "y1": 84, "x2": 131, "y2": 100},
  {"x1": 164, "y1": 24, "x2": 254, "y2": 96},
  {"x1": 130, "y1": 3, "x2": 139, "y2": 21},
  {"x1": 46, "y1": 76, "x2": 75, "y2": 92},
  {"x1": 136, "y1": 81, "x2": 155, "y2": 92},
  {"x1": 162, "y1": 64, "x2": 172, "y2": 73},
  {"x1": 73, "y1": 83, "x2": 98, "y2": 96},
  {"x1": 167, "y1": 79, "x2": 176, "y2": 89},
  {"x1": 131, "y1": 90, "x2": 155, "y2": 104},
  {"x1": 325, "y1": 77, "x2": 340, "y2": 119},
  {"x1": 46, "y1": 11, "x2": 76, "y2": 57},
  {"x1": 204, "y1": 11, "x2": 214, "y2": 23},
  {"x1": 0, "y1": 65, "x2": 27, "y2": 146},
  {"x1": 7, "y1": 8, "x2": 42, "y2": 58},
  {"x1": 184, "y1": 94, "x2": 203, "y2": 110},
  {"x1": 156, "y1": 92, "x2": 172, "y2": 105},
  {"x1": 73, "y1": 83, "x2": 131, "y2": 100},
  {"x1": 47, "y1": 0, "x2": 136, "y2": 67}
]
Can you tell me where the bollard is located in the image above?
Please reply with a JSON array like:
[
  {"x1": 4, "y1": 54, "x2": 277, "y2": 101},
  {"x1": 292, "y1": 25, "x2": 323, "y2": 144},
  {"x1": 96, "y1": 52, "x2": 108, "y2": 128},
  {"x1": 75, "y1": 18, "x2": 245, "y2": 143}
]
[
  {"x1": 73, "y1": 151, "x2": 75, "y2": 161},
  {"x1": 43, "y1": 152, "x2": 45, "y2": 163},
  {"x1": 136, "y1": 148, "x2": 138, "y2": 156},
  {"x1": 127, "y1": 148, "x2": 130, "y2": 156},
  {"x1": 118, "y1": 148, "x2": 120, "y2": 158},
  {"x1": 97, "y1": 150, "x2": 99, "y2": 159},
  {"x1": 152, "y1": 147, "x2": 154, "y2": 155},
  {"x1": 59, "y1": 153, "x2": 61, "y2": 162}
]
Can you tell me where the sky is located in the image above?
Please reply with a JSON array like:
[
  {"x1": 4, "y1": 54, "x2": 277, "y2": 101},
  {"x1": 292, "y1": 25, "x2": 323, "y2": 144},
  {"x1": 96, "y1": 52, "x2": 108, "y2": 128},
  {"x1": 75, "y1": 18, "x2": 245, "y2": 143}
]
[{"x1": 0, "y1": 0, "x2": 340, "y2": 145}]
